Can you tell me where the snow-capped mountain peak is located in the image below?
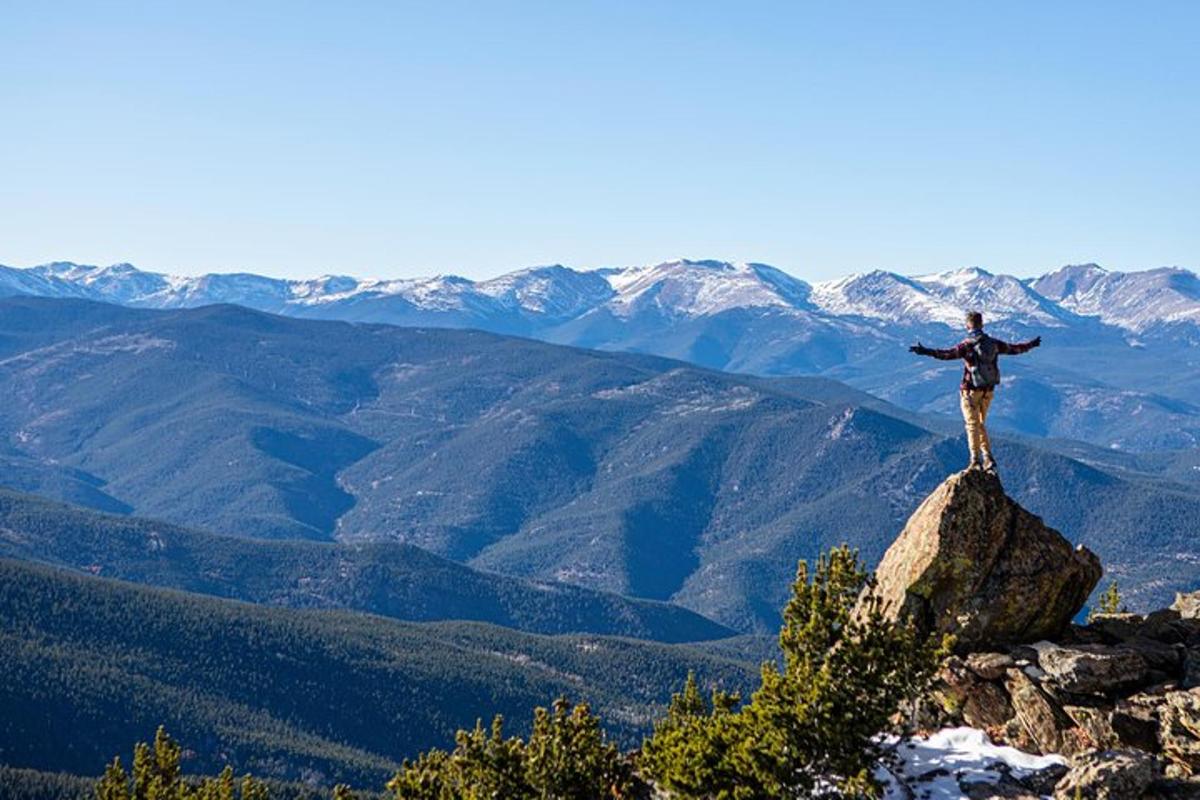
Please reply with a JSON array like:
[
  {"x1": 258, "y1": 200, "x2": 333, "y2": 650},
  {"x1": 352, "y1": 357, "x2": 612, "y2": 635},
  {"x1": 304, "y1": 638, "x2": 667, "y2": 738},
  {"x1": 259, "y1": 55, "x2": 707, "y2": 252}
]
[
  {"x1": 811, "y1": 266, "x2": 1069, "y2": 328},
  {"x1": 603, "y1": 259, "x2": 813, "y2": 319},
  {"x1": 811, "y1": 270, "x2": 961, "y2": 325},
  {"x1": 1, "y1": 258, "x2": 1197, "y2": 338},
  {"x1": 1032, "y1": 264, "x2": 1200, "y2": 332},
  {"x1": 476, "y1": 265, "x2": 615, "y2": 318},
  {"x1": 915, "y1": 266, "x2": 1070, "y2": 327}
]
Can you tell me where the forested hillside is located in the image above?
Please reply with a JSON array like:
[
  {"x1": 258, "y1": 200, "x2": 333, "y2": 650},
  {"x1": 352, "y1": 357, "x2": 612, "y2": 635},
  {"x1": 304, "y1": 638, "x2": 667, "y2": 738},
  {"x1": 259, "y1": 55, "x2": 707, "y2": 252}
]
[
  {"x1": 0, "y1": 488, "x2": 731, "y2": 642},
  {"x1": 0, "y1": 559, "x2": 756, "y2": 786},
  {"x1": 2, "y1": 297, "x2": 1199, "y2": 628}
]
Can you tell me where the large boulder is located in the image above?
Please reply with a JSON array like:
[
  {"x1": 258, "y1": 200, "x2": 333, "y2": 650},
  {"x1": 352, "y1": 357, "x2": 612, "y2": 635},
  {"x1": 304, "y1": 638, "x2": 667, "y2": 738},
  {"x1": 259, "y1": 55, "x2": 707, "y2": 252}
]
[{"x1": 868, "y1": 469, "x2": 1102, "y2": 653}]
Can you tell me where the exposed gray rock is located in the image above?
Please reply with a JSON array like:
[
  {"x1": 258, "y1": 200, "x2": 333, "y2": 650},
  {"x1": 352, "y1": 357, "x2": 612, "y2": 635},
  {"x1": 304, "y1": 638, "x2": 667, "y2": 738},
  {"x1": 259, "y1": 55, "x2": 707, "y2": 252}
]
[
  {"x1": 1162, "y1": 689, "x2": 1200, "y2": 774},
  {"x1": 1066, "y1": 704, "x2": 1119, "y2": 750},
  {"x1": 1174, "y1": 593, "x2": 1200, "y2": 620},
  {"x1": 962, "y1": 762, "x2": 1068, "y2": 799},
  {"x1": 969, "y1": 652, "x2": 1016, "y2": 681},
  {"x1": 1089, "y1": 612, "x2": 1146, "y2": 643},
  {"x1": 1053, "y1": 748, "x2": 1157, "y2": 799},
  {"x1": 1006, "y1": 667, "x2": 1073, "y2": 754},
  {"x1": 1144, "y1": 610, "x2": 1189, "y2": 645},
  {"x1": 1113, "y1": 690, "x2": 1168, "y2": 752},
  {"x1": 1036, "y1": 642, "x2": 1150, "y2": 695},
  {"x1": 1184, "y1": 648, "x2": 1200, "y2": 690}
]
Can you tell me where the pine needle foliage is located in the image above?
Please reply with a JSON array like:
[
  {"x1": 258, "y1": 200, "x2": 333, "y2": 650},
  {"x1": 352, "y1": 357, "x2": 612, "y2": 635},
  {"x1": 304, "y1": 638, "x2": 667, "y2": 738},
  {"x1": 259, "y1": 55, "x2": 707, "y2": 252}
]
[
  {"x1": 639, "y1": 546, "x2": 948, "y2": 799},
  {"x1": 93, "y1": 727, "x2": 270, "y2": 800},
  {"x1": 387, "y1": 699, "x2": 635, "y2": 799},
  {"x1": 1090, "y1": 580, "x2": 1125, "y2": 620}
]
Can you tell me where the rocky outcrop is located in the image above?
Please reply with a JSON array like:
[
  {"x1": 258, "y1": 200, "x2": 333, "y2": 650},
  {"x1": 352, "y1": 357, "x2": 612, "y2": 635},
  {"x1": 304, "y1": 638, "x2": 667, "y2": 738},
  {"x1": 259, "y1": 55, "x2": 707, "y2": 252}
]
[
  {"x1": 1035, "y1": 642, "x2": 1149, "y2": 694},
  {"x1": 875, "y1": 468, "x2": 1200, "y2": 797},
  {"x1": 930, "y1": 608, "x2": 1200, "y2": 795},
  {"x1": 868, "y1": 469, "x2": 1102, "y2": 653}
]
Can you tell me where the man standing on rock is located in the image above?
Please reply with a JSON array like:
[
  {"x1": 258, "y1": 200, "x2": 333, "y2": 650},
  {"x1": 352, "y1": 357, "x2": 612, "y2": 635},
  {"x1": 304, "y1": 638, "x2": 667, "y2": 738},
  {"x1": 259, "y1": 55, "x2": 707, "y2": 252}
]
[{"x1": 909, "y1": 311, "x2": 1040, "y2": 474}]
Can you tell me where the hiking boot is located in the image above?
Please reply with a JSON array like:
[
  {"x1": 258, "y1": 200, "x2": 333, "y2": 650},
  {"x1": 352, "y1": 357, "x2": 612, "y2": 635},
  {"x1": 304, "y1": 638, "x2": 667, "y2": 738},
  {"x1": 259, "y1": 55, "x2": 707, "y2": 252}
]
[
  {"x1": 982, "y1": 455, "x2": 998, "y2": 475},
  {"x1": 967, "y1": 459, "x2": 983, "y2": 471}
]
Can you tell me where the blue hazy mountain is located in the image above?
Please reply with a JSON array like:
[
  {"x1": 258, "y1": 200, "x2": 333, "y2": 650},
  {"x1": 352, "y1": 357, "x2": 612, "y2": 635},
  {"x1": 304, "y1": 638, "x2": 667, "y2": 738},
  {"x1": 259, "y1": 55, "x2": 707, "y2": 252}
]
[
  {"x1": 4, "y1": 259, "x2": 1199, "y2": 452},
  {"x1": 1, "y1": 296, "x2": 1196, "y2": 631}
]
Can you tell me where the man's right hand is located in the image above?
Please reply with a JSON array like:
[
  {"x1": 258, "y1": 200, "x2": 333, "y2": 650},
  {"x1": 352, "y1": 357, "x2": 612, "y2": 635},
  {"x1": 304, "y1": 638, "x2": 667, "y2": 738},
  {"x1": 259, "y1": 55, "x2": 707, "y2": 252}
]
[{"x1": 909, "y1": 342, "x2": 931, "y2": 356}]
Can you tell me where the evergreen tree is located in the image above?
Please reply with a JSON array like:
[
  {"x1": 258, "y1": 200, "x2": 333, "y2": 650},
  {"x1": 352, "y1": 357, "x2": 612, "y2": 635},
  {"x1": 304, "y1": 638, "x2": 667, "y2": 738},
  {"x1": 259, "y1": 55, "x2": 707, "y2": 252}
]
[
  {"x1": 93, "y1": 729, "x2": 271, "y2": 800},
  {"x1": 524, "y1": 699, "x2": 632, "y2": 799},
  {"x1": 96, "y1": 758, "x2": 130, "y2": 800},
  {"x1": 1091, "y1": 580, "x2": 1125, "y2": 619},
  {"x1": 388, "y1": 702, "x2": 633, "y2": 799},
  {"x1": 640, "y1": 546, "x2": 948, "y2": 799},
  {"x1": 386, "y1": 749, "x2": 454, "y2": 800}
]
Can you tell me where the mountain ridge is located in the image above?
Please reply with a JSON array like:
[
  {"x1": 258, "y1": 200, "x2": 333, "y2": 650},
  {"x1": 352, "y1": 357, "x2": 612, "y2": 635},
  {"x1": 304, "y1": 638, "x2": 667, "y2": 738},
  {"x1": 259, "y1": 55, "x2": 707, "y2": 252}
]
[
  {"x1": 3, "y1": 258, "x2": 1196, "y2": 333},
  {"x1": 2, "y1": 296, "x2": 1198, "y2": 631},
  {"x1": 5, "y1": 259, "x2": 1199, "y2": 453},
  {"x1": 0, "y1": 557, "x2": 756, "y2": 784},
  {"x1": 0, "y1": 486, "x2": 735, "y2": 642}
]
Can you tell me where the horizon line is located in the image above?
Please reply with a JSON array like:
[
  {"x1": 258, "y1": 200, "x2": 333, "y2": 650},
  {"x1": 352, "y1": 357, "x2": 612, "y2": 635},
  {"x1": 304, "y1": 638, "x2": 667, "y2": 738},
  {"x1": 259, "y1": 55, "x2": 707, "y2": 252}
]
[{"x1": 4, "y1": 257, "x2": 1186, "y2": 286}]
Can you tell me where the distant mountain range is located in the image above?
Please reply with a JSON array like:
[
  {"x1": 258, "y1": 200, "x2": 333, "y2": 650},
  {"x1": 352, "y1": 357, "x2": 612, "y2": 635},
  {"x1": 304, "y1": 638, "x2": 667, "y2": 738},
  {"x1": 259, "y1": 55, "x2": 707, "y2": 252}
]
[
  {"x1": 3, "y1": 259, "x2": 1198, "y2": 451},
  {"x1": 1, "y1": 297, "x2": 1196, "y2": 631},
  {"x1": 5, "y1": 258, "x2": 1198, "y2": 334}
]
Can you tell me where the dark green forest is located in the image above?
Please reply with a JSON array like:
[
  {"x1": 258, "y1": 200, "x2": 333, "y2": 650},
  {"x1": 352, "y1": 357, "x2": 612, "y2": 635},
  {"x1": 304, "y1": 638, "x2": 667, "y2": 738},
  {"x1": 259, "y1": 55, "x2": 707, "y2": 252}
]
[
  {"x1": 0, "y1": 559, "x2": 755, "y2": 786},
  {"x1": 0, "y1": 488, "x2": 732, "y2": 642},
  {"x1": 0, "y1": 548, "x2": 939, "y2": 799}
]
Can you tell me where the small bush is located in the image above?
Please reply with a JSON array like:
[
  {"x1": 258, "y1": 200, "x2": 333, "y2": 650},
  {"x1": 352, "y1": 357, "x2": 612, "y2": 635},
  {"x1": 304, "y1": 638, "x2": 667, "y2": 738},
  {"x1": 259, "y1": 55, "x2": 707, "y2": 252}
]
[{"x1": 1090, "y1": 580, "x2": 1125, "y2": 620}]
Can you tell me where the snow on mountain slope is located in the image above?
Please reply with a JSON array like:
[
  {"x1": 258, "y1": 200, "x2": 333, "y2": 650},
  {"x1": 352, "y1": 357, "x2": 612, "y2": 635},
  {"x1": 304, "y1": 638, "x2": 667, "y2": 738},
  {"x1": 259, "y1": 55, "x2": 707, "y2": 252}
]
[
  {"x1": 1033, "y1": 264, "x2": 1200, "y2": 332},
  {"x1": 916, "y1": 267, "x2": 1072, "y2": 327},
  {"x1": 811, "y1": 270, "x2": 963, "y2": 325},
  {"x1": 0, "y1": 263, "x2": 94, "y2": 299},
  {"x1": 476, "y1": 265, "x2": 615, "y2": 319},
  {"x1": 5, "y1": 257, "x2": 1200, "y2": 453},
  {"x1": 878, "y1": 727, "x2": 1066, "y2": 800},
  {"x1": 811, "y1": 267, "x2": 1074, "y2": 328},
  {"x1": 602, "y1": 259, "x2": 813, "y2": 319},
  {"x1": 5, "y1": 258, "x2": 1195, "y2": 335}
]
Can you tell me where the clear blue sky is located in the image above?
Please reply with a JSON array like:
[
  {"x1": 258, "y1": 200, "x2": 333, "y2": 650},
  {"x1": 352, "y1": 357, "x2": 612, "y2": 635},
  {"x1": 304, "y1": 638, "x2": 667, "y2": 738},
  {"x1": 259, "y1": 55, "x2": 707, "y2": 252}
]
[{"x1": 2, "y1": 1, "x2": 1197, "y2": 281}]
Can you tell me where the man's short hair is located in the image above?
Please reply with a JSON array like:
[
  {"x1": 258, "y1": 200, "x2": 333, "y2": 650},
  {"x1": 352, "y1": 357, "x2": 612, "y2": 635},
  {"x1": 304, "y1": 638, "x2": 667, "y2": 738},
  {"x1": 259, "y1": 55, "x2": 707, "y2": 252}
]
[{"x1": 966, "y1": 311, "x2": 983, "y2": 329}]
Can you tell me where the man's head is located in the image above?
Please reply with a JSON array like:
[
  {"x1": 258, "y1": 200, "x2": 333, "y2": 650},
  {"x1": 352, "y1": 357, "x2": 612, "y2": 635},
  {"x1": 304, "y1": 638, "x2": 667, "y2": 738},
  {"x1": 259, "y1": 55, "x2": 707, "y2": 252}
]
[{"x1": 965, "y1": 311, "x2": 983, "y2": 331}]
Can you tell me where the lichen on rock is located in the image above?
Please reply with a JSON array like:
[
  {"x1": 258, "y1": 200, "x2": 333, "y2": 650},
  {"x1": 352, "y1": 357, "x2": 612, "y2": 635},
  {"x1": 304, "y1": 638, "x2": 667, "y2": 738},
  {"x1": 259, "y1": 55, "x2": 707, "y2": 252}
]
[{"x1": 866, "y1": 468, "x2": 1102, "y2": 654}]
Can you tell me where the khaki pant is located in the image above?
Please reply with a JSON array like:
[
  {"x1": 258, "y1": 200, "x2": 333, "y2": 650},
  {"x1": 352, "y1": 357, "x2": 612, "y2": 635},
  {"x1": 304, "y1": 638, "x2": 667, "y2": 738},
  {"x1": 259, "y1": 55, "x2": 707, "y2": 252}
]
[{"x1": 960, "y1": 388, "x2": 994, "y2": 463}]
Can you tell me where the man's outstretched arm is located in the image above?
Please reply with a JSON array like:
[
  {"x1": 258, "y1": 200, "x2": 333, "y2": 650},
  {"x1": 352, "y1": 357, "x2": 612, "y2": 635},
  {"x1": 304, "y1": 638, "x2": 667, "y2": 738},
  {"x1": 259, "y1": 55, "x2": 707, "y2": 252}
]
[
  {"x1": 909, "y1": 341, "x2": 968, "y2": 360},
  {"x1": 997, "y1": 335, "x2": 1041, "y2": 355}
]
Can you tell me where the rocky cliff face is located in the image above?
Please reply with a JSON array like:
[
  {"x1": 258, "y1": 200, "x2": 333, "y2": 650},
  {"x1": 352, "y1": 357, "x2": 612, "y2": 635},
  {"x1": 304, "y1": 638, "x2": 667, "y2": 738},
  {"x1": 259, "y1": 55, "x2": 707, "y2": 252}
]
[{"x1": 869, "y1": 469, "x2": 1102, "y2": 653}]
